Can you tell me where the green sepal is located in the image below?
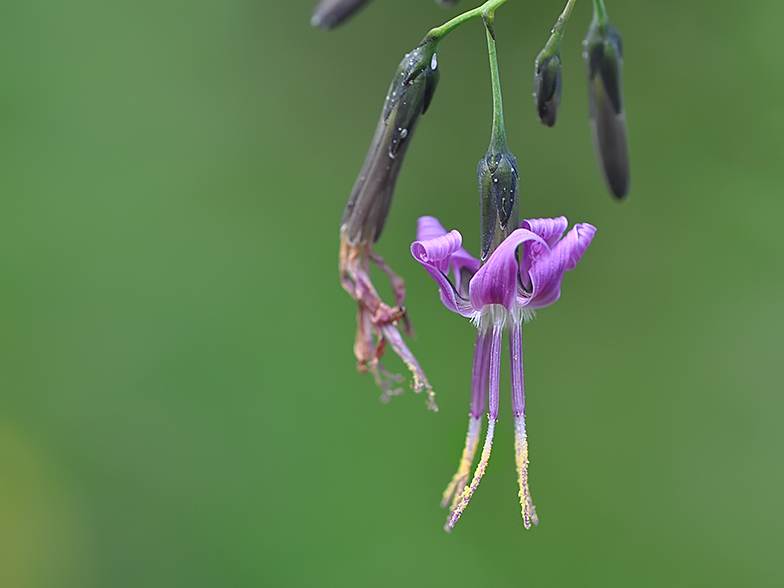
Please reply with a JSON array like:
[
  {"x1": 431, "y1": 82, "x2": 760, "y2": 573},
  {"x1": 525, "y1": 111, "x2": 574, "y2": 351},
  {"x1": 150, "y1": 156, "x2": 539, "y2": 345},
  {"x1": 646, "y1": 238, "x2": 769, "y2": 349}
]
[{"x1": 478, "y1": 147, "x2": 520, "y2": 262}]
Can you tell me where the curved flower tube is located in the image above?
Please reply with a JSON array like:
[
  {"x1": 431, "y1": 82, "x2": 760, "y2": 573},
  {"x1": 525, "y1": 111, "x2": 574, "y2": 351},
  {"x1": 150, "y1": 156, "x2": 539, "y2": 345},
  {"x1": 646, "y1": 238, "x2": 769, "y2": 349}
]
[{"x1": 411, "y1": 215, "x2": 596, "y2": 530}]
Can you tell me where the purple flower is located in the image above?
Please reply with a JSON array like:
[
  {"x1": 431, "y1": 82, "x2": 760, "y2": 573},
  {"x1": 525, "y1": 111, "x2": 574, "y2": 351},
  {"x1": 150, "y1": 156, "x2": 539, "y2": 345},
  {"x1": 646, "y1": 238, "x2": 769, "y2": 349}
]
[{"x1": 411, "y1": 215, "x2": 595, "y2": 530}]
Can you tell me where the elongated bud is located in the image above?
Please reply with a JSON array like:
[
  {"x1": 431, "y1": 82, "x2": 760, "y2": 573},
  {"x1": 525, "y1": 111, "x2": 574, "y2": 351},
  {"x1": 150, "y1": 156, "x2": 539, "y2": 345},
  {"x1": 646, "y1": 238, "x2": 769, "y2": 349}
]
[
  {"x1": 311, "y1": 0, "x2": 371, "y2": 30},
  {"x1": 534, "y1": 50, "x2": 562, "y2": 127},
  {"x1": 478, "y1": 147, "x2": 519, "y2": 262},
  {"x1": 584, "y1": 15, "x2": 629, "y2": 199},
  {"x1": 341, "y1": 40, "x2": 440, "y2": 246}
]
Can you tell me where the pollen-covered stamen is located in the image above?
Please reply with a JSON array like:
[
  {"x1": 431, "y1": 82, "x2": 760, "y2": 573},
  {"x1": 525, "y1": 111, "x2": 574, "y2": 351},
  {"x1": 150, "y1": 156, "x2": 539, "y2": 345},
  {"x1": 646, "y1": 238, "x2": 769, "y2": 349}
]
[
  {"x1": 441, "y1": 327, "x2": 492, "y2": 508},
  {"x1": 510, "y1": 316, "x2": 538, "y2": 528},
  {"x1": 441, "y1": 416, "x2": 482, "y2": 509},
  {"x1": 514, "y1": 416, "x2": 538, "y2": 529},
  {"x1": 445, "y1": 306, "x2": 505, "y2": 531},
  {"x1": 446, "y1": 418, "x2": 496, "y2": 532}
]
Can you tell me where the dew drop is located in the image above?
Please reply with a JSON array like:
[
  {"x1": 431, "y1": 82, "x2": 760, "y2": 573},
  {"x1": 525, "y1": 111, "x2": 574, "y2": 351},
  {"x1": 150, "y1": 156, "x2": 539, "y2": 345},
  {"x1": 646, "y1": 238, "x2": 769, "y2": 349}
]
[
  {"x1": 400, "y1": 128, "x2": 408, "y2": 139},
  {"x1": 431, "y1": 54, "x2": 438, "y2": 70}
]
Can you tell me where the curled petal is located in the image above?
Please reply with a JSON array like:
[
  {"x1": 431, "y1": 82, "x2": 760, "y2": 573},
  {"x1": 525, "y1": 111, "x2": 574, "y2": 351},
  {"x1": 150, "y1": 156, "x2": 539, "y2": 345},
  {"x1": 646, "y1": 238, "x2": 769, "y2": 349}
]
[
  {"x1": 411, "y1": 224, "x2": 462, "y2": 274},
  {"x1": 415, "y1": 216, "x2": 479, "y2": 284},
  {"x1": 411, "y1": 223, "x2": 476, "y2": 317},
  {"x1": 522, "y1": 217, "x2": 568, "y2": 248},
  {"x1": 564, "y1": 223, "x2": 596, "y2": 271},
  {"x1": 523, "y1": 222, "x2": 596, "y2": 309},
  {"x1": 519, "y1": 217, "x2": 568, "y2": 281},
  {"x1": 469, "y1": 228, "x2": 546, "y2": 311}
]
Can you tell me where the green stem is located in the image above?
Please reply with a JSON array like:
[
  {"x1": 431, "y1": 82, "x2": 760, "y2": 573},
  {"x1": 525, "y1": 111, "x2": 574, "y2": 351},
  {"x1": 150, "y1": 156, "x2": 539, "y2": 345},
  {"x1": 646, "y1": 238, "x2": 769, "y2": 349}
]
[
  {"x1": 483, "y1": 12, "x2": 506, "y2": 151},
  {"x1": 544, "y1": 0, "x2": 577, "y2": 53},
  {"x1": 421, "y1": 0, "x2": 510, "y2": 44},
  {"x1": 592, "y1": 0, "x2": 609, "y2": 28}
]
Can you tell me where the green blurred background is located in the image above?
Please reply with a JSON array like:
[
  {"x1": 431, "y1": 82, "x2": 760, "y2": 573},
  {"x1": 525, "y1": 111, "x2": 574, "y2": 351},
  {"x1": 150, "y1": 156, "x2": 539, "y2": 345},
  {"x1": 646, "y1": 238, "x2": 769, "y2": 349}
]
[{"x1": 2, "y1": 0, "x2": 783, "y2": 586}]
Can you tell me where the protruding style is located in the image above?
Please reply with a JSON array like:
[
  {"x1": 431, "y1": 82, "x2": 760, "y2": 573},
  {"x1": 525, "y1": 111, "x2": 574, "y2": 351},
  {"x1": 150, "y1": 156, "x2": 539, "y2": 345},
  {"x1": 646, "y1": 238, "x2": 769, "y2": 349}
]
[
  {"x1": 311, "y1": 0, "x2": 371, "y2": 30},
  {"x1": 584, "y1": 4, "x2": 630, "y2": 199}
]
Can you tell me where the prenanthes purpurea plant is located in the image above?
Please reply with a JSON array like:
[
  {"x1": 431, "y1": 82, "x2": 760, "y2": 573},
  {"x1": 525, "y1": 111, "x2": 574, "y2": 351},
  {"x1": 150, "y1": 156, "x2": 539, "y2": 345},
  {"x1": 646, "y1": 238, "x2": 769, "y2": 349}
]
[{"x1": 316, "y1": 0, "x2": 629, "y2": 529}]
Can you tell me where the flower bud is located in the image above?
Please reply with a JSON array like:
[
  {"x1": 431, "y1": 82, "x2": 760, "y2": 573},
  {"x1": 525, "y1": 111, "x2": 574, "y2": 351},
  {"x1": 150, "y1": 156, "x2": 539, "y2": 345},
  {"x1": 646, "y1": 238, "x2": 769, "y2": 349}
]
[
  {"x1": 311, "y1": 0, "x2": 371, "y2": 30},
  {"x1": 533, "y1": 49, "x2": 562, "y2": 127},
  {"x1": 478, "y1": 148, "x2": 519, "y2": 262},
  {"x1": 341, "y1": 40, "x2": 440, "y2": 246},
  {"x1": 584, "y1": 17, "x2": 629, "y2": 199}
]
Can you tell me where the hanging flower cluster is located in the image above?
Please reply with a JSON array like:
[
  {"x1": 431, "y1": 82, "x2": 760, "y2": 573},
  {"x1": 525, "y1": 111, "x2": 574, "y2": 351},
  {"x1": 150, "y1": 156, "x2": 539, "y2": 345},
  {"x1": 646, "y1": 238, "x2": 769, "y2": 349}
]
[{"x1": 318, "y1": 0, "x2": 628, "y2": 530}]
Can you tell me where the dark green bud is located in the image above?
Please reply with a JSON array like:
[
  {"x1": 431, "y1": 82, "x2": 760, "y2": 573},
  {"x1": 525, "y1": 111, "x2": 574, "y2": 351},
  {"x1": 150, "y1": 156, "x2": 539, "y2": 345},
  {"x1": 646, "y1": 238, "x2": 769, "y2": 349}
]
[
  {"x1": 311, "y1": 0, "x2": 371, "y2": 30},
  {"x1": 584, "y1": 17, "x2": 629, "y2": 199},
  {"x1": 341, "y1": 40, "x2": 440, "y2": 246},
  {"x1": 534, "y1": 50, "x2": 562, "y2": 127},
  {"x1": 478, "y1": 147, "x2": 519, "y2": 262}
]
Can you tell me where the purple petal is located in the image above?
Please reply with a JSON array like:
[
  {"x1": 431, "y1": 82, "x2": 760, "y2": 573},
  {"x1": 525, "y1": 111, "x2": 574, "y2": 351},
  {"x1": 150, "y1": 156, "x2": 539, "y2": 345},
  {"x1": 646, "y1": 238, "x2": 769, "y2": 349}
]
[
  {"x1": 411, "y1": 219, "x2": 477, "y2": 317},
  {"x1": 411, "y1": 224, "x2": 462, "y2": 274},
  {"x1": 522, "y1": 217, "x2": 569, "y2": 248},
  {"x1": 524, "y1": 222, "x2": 596, "y2": 309},
  {"x1": 415, "y1": 216, "x2": 479, "y2": 290},
  {"x1": 450, "y1": 249, "x2": 480, "y2": 297},
  {"x1": 564, "y1": 223, "x2": 597, "y2": 271},
  {"x1": 468, "y1": 228, "x2": 546, "y2": 311},
  {"x1": 518, "y1": 217, "x2": 567, "y2": 283},
  {"x1": 415, "y1": 215, "x2": 449, "y2": 242}
]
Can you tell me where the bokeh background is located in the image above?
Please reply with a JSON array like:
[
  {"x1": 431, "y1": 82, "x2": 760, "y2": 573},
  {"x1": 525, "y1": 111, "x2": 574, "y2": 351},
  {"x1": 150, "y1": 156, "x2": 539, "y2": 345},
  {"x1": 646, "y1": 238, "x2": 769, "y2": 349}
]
[{"x1": 2, "y1": 0, "x2": 783, "y2": 586}]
